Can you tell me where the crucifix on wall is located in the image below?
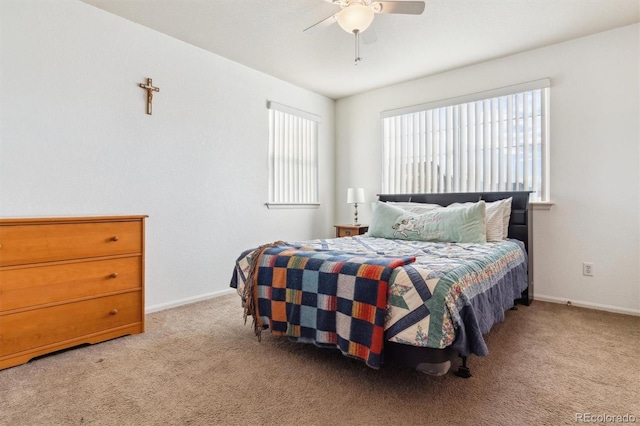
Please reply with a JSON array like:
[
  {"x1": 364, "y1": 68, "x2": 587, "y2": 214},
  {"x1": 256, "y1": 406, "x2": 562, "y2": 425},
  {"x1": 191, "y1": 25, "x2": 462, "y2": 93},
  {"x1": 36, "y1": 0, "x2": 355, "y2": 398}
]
[{"x1": 139, "y1": 78, "x2": 159, "y2": 115}]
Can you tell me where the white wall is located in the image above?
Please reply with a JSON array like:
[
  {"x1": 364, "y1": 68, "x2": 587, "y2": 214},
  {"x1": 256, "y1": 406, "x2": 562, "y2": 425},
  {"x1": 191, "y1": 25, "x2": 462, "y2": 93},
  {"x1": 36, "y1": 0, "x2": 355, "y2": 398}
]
[
  {"x1": 2, "y1": 2, "x2": 637, "y2": 316},
  {"x1": 335, "y1": 24, "x2": 640, "y2": 315},
  {"x1": 0, "y1": 0, "x2": 335, "y2": 311}
]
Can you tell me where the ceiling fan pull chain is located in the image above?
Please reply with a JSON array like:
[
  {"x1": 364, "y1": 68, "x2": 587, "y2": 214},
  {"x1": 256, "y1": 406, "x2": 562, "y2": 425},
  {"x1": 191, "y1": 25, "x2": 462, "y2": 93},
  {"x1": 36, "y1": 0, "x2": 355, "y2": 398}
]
[{"x1": 354, "y1": 29, "x2": 362, "y2": 64}]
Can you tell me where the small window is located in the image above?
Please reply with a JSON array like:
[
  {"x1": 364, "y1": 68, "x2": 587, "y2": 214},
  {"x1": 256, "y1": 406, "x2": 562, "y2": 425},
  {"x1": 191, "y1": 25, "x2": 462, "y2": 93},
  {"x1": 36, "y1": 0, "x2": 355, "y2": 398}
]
[
  {"x1": 267, "y1": 102, "x2": 320, "y2": 208},
  {"x1": 381, "y1": 79, "x2": 550, "y2": 202}
]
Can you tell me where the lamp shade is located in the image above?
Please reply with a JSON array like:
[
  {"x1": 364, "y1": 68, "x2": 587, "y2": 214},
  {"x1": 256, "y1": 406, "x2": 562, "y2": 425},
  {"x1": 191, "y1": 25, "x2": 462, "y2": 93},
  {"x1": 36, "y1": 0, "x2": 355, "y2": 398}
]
[
  {"x1": 336, "y1": 3, "x2": 374, "y2": 34},
  {"x1": 347, "y1": 188, "x2": 365, "y2": 204}
]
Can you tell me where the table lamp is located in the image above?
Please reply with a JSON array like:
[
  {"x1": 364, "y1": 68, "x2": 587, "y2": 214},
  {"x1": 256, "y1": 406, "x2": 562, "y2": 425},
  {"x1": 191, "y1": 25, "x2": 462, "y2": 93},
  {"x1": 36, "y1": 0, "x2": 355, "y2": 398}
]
[{"x1": 346, "y1": 188, "x2": 365, "y2": 225}]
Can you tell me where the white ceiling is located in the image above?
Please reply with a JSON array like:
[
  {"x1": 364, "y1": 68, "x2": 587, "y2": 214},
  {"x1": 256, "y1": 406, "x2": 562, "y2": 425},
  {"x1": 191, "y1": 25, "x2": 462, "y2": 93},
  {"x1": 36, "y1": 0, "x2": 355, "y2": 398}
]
[{"x1": 80, "y1": 0, "x2": 640, "y2": 99}]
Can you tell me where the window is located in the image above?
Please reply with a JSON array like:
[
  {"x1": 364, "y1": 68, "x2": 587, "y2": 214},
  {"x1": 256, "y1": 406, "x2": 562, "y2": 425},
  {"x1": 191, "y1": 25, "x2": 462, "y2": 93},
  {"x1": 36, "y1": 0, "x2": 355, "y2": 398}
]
[
  {"x1": 381, "y1": 79, "x2": 550, "y2": 202},
  {"x1": 267, "y1": 101, "x2": 320, "y2": 208}
]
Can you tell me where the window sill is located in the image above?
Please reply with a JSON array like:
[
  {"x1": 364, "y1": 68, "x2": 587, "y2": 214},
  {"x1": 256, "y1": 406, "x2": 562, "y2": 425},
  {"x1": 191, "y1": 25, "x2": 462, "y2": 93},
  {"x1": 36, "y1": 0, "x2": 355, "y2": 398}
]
[
  {"x1": 265, "y1": 203, "x2": 320, "y2": 209},
  {"x1": 531, "y1": 201, "x2": 554, "y2": 211}
]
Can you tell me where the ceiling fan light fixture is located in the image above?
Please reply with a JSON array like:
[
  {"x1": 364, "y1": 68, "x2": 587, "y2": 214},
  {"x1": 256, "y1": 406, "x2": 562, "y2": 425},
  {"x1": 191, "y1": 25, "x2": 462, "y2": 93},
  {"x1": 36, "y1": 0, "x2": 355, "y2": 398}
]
[{"x1": 336, "y1": 3, "x2": 374, "y2": 34}]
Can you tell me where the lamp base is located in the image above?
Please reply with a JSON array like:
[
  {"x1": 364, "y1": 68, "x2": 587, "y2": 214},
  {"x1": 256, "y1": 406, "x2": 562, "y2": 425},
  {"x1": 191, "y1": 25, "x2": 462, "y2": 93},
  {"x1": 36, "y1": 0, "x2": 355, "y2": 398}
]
[{"x1": 353, "y1": 202, "x2": 359, "y2": 226}]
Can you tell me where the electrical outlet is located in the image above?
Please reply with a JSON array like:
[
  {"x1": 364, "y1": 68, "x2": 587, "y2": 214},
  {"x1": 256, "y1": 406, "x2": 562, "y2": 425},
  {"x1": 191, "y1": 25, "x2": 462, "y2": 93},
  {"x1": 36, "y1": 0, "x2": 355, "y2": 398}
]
[{"x1": 583, "y1": 262, "x2": 594, "y2": 277}]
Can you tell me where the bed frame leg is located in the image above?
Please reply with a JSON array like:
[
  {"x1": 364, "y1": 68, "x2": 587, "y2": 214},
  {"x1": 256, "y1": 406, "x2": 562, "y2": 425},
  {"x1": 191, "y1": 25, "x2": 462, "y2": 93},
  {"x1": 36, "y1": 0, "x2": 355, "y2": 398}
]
[{"x1": 455, "y1": 355, "x2": 472, "y2": 378}]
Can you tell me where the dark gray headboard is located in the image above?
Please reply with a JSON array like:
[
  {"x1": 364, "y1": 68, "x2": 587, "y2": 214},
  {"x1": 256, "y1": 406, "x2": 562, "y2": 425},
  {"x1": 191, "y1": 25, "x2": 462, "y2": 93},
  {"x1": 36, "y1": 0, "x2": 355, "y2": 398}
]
[{"x1": 377, "y1": 191, "x2": 533, "y2": 305}]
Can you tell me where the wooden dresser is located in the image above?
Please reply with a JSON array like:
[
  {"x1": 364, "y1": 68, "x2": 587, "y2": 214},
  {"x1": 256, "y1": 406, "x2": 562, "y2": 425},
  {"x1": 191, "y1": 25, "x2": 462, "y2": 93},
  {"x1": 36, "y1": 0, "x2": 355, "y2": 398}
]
[{"x1": 0, "y1": 215, "x2": 147, "y2": 370}]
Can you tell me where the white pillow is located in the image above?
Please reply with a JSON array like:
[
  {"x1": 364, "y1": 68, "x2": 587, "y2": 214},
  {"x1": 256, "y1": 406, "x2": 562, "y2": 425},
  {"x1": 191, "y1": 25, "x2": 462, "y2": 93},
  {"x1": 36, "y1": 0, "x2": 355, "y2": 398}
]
[
  {"x1": 485, "y1": 201, "x2": 506, "y2": 241},
  {"x1": 449, "y1": 200, "x2": 505, "y2": 242},
  {"x1": 386, "y1": 201, "x2": 444, "y2": 215},
  {"x1": 490, "y1": 198, "x2": 512, "y2": 239}
]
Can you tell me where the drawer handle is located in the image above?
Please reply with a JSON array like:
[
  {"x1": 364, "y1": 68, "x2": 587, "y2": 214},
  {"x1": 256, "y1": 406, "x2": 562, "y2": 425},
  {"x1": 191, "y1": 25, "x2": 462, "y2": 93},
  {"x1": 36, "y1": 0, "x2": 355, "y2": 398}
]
[
  {"x1": 109, "y1": 309, "x2": 118, "y2": 316},
  {"x1": 109, "y1": 272, "x2": 119, "y2": 279},
  {"x1": 345, "y1": 230, "x2": 352, "y2": 235},
  {"x1": 111, "y1": 236, "x2": 119, "y2": 242}
]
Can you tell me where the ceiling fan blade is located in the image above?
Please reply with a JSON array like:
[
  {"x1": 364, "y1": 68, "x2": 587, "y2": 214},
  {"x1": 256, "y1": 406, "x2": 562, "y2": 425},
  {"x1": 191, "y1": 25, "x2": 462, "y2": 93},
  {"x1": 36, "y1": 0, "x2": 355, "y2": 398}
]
[
  {"x1": 372, "y1": 1, "x2": 426, "y2": 15},
  {"x1": 303, "y1": 14, "x2": 338, "y2": 33}
]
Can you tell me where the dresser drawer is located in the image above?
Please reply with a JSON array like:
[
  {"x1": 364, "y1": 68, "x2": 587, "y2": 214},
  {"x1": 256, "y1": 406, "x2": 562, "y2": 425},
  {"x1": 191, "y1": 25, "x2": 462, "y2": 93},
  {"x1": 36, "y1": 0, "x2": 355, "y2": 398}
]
[
  {"x1": 334, "y1": 225, "x2": 369, "y2": 238},
  {"x1": 0, "y1": 256, "x2": 142, "y2": 312},
  {"x1": 0, "y1": 221, "x2": 142, "y2": 266},
  {"x1": 0, "y1": 292, "x2": 142, "y2": 356},
  {"x1": 338, "y1": 228, "x2": 355, "y2": 237}
]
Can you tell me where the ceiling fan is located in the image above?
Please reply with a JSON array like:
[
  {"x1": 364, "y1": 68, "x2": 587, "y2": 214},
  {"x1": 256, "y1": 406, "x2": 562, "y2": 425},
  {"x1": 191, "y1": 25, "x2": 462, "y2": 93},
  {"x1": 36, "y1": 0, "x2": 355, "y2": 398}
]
[{"x1": 304, "y1": 0, "x2": 426, "y2": 63}]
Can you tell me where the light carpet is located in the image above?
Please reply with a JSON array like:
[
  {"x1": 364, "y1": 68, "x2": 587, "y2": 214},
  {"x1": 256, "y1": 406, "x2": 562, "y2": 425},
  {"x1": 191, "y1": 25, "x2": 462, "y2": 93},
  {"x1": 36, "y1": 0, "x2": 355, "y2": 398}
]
[{"x1": 1, "y1": 294, "x2": 638, "y2": 426}]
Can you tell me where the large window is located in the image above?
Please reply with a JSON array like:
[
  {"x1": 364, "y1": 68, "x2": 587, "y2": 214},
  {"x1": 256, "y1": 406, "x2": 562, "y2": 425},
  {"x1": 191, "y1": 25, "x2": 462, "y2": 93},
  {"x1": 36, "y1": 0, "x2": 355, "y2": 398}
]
[
  {"x1": 381, "y1": 79, "x2": 550, "y2": 202},
  {"x1": 267, "y1": 101, "x2": 320, "y2": 208}
]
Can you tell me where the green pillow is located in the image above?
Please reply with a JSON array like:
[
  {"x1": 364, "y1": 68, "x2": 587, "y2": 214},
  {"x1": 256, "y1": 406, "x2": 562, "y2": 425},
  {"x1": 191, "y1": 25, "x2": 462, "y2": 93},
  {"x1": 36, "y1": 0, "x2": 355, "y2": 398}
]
[{"x1": 369, "y1": 200, "x2": 487, "y2": 243}]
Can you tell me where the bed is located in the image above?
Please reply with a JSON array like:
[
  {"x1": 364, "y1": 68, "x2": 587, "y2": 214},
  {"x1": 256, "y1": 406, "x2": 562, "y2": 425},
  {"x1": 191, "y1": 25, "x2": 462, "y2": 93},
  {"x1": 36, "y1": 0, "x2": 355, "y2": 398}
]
[{"x1": 230, "y1": 191, "x2": 532, "y2": 377}]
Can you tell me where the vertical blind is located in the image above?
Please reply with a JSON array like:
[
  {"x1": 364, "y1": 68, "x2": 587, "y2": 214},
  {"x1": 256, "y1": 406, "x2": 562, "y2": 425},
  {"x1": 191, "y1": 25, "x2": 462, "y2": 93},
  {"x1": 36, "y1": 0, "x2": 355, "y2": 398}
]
[
  {"x1": 381, "y1": 80, "x2": 550, "y2": 201},
  {"x1": 268, "y1": 101, "x2": 320, "y2": 205}
]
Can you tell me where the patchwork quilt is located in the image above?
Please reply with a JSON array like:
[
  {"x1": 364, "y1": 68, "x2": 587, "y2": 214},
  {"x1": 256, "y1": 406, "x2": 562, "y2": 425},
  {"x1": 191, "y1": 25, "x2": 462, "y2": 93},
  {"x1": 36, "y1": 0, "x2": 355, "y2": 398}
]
[
  {"x1": 231, "y1": 236, "x2": 528, "y2": 367},
  {"x1": 243, "y1": 245, "x2": 415, "y2": 368}
]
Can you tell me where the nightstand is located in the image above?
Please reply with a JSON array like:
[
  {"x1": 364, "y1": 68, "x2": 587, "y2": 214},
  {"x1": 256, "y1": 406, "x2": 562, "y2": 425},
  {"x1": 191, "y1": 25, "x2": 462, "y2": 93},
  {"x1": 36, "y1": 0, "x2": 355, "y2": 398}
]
[{"x1": 334, "y1": 224, "x2": 369, "y2": 238}]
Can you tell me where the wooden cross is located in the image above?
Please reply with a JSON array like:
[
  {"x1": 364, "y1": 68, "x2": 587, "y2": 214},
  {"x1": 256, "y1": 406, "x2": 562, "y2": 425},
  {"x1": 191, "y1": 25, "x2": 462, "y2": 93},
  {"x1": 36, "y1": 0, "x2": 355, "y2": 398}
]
[{"x1": 139, "y1": 78, "x2": 159, "y2": 115}]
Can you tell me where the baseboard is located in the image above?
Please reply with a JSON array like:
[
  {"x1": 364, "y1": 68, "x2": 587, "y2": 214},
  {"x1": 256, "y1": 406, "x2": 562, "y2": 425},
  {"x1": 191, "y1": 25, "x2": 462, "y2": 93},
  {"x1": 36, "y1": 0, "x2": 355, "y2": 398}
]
[
  {"x1": 145, "y1": 288, "x2": 237, "y2": 314},
  {"x1": 535, "y1": 294, "x2": 640, "y2": 316}
]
